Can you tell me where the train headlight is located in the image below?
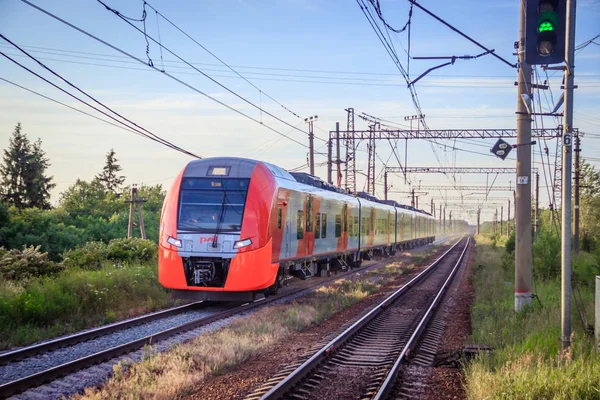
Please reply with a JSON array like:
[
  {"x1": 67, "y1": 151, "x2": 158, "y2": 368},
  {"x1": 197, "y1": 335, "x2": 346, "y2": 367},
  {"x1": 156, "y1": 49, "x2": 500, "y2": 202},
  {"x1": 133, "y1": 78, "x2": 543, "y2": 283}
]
[
  {"x1": 167, "y1": 236, "x2": 182, "y2": 248},
  {"x1": 233, "y1": 238, "x2": 252, "y2": 249}
]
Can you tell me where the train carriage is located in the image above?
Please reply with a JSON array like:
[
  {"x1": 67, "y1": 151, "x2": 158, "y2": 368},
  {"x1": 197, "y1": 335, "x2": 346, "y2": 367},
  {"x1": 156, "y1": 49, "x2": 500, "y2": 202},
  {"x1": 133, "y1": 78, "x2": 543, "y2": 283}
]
[{"x1": 158, "y1": 157, "x2": 435, "y2": 301}]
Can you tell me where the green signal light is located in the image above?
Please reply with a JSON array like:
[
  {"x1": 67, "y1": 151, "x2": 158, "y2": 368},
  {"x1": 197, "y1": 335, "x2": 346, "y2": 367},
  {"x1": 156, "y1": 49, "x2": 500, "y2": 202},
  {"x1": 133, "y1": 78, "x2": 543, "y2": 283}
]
[
  {"x1": 538, "y1": 21, "x2": 555, "y2": 32},
  {"x1": 537, "y1": 9, "x2": 558, "y2": 33}
]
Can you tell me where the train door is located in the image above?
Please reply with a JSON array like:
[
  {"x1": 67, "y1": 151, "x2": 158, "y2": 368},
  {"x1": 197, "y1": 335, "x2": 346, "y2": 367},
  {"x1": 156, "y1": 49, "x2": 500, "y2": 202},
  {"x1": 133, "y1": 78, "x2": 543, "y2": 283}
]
[
  {"x1": 305, "y1": 195, "x2": 314, "y2": 257},
  {"x1": 284, "y1": 219, "x2": 291, "y2": 259}
]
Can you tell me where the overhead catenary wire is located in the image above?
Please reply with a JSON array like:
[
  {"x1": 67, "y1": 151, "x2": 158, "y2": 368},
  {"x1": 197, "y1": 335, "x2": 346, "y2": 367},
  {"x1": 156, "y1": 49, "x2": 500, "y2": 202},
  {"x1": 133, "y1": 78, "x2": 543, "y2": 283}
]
[
  {"x1": 143, "y1": 0, "x2": 302, "y2": 121},
  {"x1": 0, "y1": 46, "x2": 203, "y2": 159},
  {"x1": 94, "y1": 0, "x2": 318, "y2": 142},
  {"x1": 0, "y1": 76, "x2": 152, "y2": 139},
  {"x1": 1, "y1": 33, "x2": 202, "y2": 158},
  {"x1": 20, "y1": 0, "x2": 310, "y2": 149}
]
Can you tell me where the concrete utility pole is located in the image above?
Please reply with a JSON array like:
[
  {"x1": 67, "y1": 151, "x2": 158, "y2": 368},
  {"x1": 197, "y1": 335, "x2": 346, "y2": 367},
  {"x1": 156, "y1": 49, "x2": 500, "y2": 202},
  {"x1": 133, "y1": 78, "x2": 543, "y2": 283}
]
[
  {"x1": 411, "y1": 189, "x2": 415, "y2": 207},
  {"x1": 561, "y1": 0, "x2": 577, "y2": 353},
  {"x1": 305, "y1": 115, "x2": 318, "y2": 176},
  {"x1": 336, "y1": 124, "x2": 342, "y2": 187},
  {"x1": 535, "y1": 172, "x2": 540, "y2": 240},
  {"x1": 430, "y1": 198, "x2": 434, "y2": 215},
  {"x1": 515, "y1": 0, "x2": 533, "y2": 312},
  {"x1": 449, "y1": 211, "x2": 452, "y2": 234},
  {"x1": 439, "y1": 204, "x2": 442, "y2": 232},
  {"x1": 508, "y1": 199, "x2": 511, "y2": 237},
  {"x1": 501, "y1": 206, "x2": 504, "y2": 236},
  {"x1": 327, "y1": 130, "x2": 333, "y2": 184},
  {"x1": 574, "y1": 133, "x2": 581, "y2": 252},
  {"x1": 477, "y1": 209, "x2": 481, "y2": 235},
  {"x1": 443, "y1": 206, "x2": 446, "y2": 234},
  {"x1": 494, "y1": 209, "x2": 497, "y2": 234},
  {"x1": 384, "y1": 171, "x2": 388, "y2": 200}
]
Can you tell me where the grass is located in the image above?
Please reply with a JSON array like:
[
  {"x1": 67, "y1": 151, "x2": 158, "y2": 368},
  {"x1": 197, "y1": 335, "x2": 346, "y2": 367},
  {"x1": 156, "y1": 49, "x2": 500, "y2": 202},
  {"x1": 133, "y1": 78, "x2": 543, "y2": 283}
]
[
  {"x1": 75, "y1": 277, "x2": 381, "y2": 399},
  {"x1": 0, "y1": 261, "x2": 177, "y2": 350},
  {"x1": 465, "y1": 234, "x2": 600, "y2": 399}
]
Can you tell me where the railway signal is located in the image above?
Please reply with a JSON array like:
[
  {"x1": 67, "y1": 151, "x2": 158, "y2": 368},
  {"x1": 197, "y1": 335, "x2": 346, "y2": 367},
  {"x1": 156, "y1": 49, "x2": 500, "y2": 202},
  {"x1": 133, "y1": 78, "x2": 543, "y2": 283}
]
[{"x1": 525, "y1": 0, "x2": 566, "y2": 65}]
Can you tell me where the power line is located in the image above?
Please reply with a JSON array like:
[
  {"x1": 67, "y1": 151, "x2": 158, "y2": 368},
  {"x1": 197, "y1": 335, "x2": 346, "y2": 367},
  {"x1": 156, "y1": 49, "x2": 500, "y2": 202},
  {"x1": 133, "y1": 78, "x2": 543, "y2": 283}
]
[
  {"x1": 2, "y1": 42, "x2": 599, "y2": 80},
  {"x1": 405, "y1": 0, "x2": 516, "y2": 69},
  {"x1": 10, "y1": 50, "x2": 563, "y2": 89},
  {"x1": 1, "y1": 33, "x2": 201, "y2": 158},
  {"x1": 143, "y1": 0, "x2": 302, "y2": 120},
  {"x1": 95, "y1": 0, "x2": 313, "y2": 142},
  {"x1": 0, "y1": 45, "x2": 202, "y2": 159},
  {"x1": 0, "y1": 76, "x2": 149, "y2": 138},
  {"x1": 20, "y1": 0, "x2": 309, "y2": 149}
]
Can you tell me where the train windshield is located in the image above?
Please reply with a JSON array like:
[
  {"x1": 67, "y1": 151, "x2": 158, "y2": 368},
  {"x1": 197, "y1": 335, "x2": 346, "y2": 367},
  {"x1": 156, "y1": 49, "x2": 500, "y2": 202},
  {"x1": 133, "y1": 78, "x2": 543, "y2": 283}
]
[{"x1": 178, "y1": 178, "x2": 250, "y2": 232}]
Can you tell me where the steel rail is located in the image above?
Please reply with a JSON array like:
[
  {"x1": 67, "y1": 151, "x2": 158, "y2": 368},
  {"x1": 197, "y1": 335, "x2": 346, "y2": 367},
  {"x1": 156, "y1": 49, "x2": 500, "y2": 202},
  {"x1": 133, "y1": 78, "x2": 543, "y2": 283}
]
[
  {"x1": 258, "y1": 237, "x2": 466, "y2": 400},
  {"x1": 373, "y1": 236, "x2": 470, "y2": 400},
  {"x1": 0, "y1": 301, "x2": 205, "y2": 365},
  {"x1": 0, "y1": 239, "x2": 448, "y2": 398}
]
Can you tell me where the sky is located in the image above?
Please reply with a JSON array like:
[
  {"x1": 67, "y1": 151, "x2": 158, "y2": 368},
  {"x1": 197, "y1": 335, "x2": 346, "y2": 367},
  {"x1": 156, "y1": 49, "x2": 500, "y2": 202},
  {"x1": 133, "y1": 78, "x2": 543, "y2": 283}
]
[{"x1": 0, "y1": 0, "x2": 599, "y2": 224}]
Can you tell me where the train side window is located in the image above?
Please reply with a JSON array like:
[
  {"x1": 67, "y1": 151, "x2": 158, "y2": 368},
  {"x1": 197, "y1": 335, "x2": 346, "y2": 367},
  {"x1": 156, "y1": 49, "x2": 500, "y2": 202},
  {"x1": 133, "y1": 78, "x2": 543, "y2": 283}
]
[
  {"x1": 342, "y1": 204, "x2": 348, "y2": 232},
  {"x1": 321, "y1": 213, "x2": 327, "y2": 238},
  {"x1": 354, "y1": 216, "x2": 359, "y2": 237},
  {"x1": 277, "y1": 208, "x2": 282, "y2": 229},
  {"x1": 297, "y1": 210, "x2": 304, "y2": 240},
  {"x1": 315, "y1": 213, "x2": 321, "y2": 239},
  {"x1": 335, "y1": 214, "x2": 342, "y2": 238},
  {"x1": 306, "y1": 197, "x2": 313, "y2": 233},
  {"x1": 361, "y1": 217, "x2": 366, "y2": 236}
]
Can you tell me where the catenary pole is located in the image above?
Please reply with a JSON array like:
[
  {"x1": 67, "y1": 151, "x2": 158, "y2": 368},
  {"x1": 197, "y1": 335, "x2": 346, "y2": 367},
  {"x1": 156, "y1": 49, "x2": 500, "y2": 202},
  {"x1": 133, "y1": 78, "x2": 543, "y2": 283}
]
[
  {"x1": 574, "y1": 133, "x2": 580, "y2": 252},
  {"x1": 515, "y1": 0, "x2": 533, "y2": 312},
  {"x1": 561, "y1": 0, "x2": 577, "y2": 353}
]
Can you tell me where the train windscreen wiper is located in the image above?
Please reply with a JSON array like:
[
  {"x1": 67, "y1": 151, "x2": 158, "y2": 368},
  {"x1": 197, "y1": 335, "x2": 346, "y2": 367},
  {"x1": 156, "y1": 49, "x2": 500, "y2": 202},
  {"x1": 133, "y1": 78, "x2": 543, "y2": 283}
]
[{"x1": 211, "y1": 190, "x2": 228, "y2": 248}]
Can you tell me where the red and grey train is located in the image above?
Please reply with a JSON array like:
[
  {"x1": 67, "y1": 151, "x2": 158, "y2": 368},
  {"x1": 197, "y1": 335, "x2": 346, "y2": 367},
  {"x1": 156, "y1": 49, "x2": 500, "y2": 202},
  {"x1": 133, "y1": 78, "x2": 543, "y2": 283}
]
[{"x1": 158, "y1": 157, "x2": 436, "y2": 301}]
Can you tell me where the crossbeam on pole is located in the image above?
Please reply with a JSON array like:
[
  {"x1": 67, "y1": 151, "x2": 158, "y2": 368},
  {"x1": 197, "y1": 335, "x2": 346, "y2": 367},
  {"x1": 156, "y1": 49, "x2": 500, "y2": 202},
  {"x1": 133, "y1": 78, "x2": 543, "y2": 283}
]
[{"x1": 330, "y1": 128, "x2": 561, "y2": 140}]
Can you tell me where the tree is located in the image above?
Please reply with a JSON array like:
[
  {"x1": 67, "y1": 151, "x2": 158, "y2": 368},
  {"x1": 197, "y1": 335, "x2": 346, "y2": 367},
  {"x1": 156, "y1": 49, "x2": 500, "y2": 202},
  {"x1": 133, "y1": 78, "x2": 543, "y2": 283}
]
[
  {"x1": 580, "y1": 159, "x2": 600, "y2": 253},
  {"x1": 0, "y1": 123, "x2": 55, "y2": 209},
  {"x1": 26, "y1": 139, "x2": 56, "y2": 209},
  {"x1": 96, "y1": 149, "x2": 125, "y2": 194}
]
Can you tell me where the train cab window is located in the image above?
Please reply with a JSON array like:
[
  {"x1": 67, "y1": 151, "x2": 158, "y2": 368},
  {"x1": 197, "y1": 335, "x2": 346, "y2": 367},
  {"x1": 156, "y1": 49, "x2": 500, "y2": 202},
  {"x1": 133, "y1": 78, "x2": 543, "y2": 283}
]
[
  {"x1": 335, "y1": 214, "x2": 342, "y2": 238},
  {"x1": 315, "y1": 213, "x2": 321, "y2": 239},
  {"x1": 277, "y1": 208, "x2": 282, "y2": 229},
  {"x1": 321, "y1": 213, "x2": 327, "y2": 238},
  {"x1": 297, "y1": 210, "x2": 304, "y2": 240},
  {"x1": 354, "y1": 216, "x2": 359, "y2": 237}
]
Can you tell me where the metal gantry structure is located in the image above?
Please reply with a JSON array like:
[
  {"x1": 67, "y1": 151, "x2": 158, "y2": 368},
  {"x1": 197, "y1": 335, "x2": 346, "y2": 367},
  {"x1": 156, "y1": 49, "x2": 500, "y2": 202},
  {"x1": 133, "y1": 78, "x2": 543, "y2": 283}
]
[
  {"x1": 344, "y1": 108, "x2": 357, "y2": 194},
  {"x1": 327, "y1": 125, "x2": 559, "y2": 196}
]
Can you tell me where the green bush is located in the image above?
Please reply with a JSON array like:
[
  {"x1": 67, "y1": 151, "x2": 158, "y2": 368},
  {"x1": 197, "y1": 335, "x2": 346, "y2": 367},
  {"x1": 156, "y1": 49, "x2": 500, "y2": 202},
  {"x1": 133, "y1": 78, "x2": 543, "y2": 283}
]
[
  {"x1": 0, "y1": 245, "x2": 64, "y2": 280},
  {"x1": 62, "y1": 241, "x2": 108, "y2": 270},
  {"x1": 62, "y1": 238, "x2": 158, "y2": 270},
  {"x1": 0, "y1": 261, "x2": 173, "y2": 349},
  {"x1": 533, "y1": 230, "x2": 561, "y2": 280},
  {"x1": 573, "y1": 251, "x2": 600, "y2": 288},
  {"x1": 106, "y1": 238, "x2": 157, "y2": 262}
]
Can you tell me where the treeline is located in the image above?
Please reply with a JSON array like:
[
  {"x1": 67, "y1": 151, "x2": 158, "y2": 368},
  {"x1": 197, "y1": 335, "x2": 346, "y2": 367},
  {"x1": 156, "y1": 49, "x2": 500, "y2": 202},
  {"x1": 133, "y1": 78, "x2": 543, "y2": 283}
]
[
  {"x1": 478, "y1": 159, "x2": 600, "y2": 286},
  {"x1": 0, "y1": 123, "x2": 165, "y2": 263}
]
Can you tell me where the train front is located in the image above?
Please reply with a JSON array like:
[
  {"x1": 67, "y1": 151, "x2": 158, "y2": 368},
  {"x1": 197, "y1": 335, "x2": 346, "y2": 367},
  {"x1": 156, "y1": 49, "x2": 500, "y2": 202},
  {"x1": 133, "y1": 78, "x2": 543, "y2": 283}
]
[{"x1": 158, "y1": 157, "x2": 278, "y2": 301}]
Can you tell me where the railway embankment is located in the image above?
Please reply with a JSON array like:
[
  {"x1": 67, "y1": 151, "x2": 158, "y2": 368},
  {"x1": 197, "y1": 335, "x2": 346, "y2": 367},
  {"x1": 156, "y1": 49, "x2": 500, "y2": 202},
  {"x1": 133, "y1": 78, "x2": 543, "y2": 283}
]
[
  {"x1": 0, "y1": 238, "x2": 179, "y2": 351},
  {"x1": 464, "y1": 234, "x2": 600, "y2": 399},
  {"x1": 72, "y1": 241, "x2": 453, "y2": 400}
]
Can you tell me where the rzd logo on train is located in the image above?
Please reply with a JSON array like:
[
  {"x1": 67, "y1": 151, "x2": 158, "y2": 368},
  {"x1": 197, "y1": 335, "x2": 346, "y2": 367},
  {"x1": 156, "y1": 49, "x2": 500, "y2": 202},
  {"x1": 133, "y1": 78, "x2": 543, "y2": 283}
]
[{"x1": 199, "y1": 237, "x2": 216, "y2": 244}]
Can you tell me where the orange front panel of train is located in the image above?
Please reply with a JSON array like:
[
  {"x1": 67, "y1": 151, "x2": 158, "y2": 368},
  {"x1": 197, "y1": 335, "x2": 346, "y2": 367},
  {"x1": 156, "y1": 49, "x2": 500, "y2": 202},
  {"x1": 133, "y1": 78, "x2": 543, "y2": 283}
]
[{"x1": 225, "y1": 238, "x2": 279, "y2": 291}]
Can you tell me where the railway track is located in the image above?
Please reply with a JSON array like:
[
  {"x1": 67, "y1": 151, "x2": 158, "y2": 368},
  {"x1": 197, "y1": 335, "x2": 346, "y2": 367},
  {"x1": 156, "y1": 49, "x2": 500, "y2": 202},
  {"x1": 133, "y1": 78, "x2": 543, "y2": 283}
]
[
  {"x1": 0, "y1": 239, "x2": 451, "y2": 399},
  {"x1": 245, "y1": 236, "x2": 470, "y2": 400}
]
